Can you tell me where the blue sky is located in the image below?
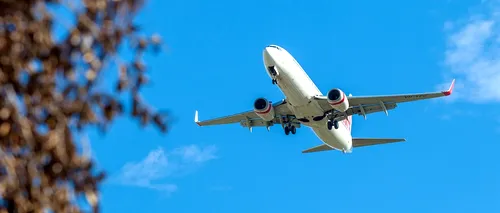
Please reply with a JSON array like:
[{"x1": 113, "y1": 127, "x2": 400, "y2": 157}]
[{"x1": 80, "y1": 0, "x2": 500, "y2": 212}]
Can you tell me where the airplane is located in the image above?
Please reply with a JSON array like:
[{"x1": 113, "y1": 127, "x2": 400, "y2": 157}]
[{"x1": 194, "y1": 44, "x2": 455, "y2": 154}]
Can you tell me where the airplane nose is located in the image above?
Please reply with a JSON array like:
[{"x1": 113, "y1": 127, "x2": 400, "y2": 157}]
[
  {"x1": 263, "y1": 47, "x2": 274, "y2": 65},
  {"x1": 263, "y1": 47, "x2": 270, "y2": 55},
  {"x1": 263, "y1": 45, "x2": 283, "y2": 66}
]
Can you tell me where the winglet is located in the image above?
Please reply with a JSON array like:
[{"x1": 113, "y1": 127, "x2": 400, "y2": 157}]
[
  {"x1": 194, "y1": 110, "x2": 201, "y2": 126},
  {"x1": 442, "y1": 79, "x2": 455, "y2": 96}
]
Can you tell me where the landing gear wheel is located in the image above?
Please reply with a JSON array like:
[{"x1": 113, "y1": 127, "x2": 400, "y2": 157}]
[
  {"x1": 290, "y1": 125, "x2": 296, "y2": 134},
  {"x1": 327, "y1": 120, "x2": 339, "y2": 130},
  {"x1": 333, "y1": 120, "x2": 339, "y2": 129},
  {"x1": 272, "y1": 79, "x2": 277, "y2": 84},
  {"x1": 284, "y1": 126, "x2": 290, "y2": 135}
]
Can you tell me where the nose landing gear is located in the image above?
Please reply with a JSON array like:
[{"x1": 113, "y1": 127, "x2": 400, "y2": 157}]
[{"x1": 267, "y1": 66, "x2": 279, "y2": 85}]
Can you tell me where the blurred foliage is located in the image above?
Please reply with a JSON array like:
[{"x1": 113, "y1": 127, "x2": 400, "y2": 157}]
[{"x1": 0, "y1": 0, "x2": 168, "y2": 212}]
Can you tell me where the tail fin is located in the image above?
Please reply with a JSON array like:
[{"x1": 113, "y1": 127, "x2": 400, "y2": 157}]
[
  {"x1": 347, "y1": 115, "x2": 352, "y2": 133},
  {"x1": 340, "y1": 115, "x2": 353, "y2": 133},
  {"x1": 346, "y1": 93, "x2": 353, "y2": 133}
]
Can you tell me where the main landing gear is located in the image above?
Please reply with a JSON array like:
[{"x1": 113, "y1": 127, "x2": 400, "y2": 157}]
[
  {"x1": 281, "y1": 116, "x2": 296, "y2": 135},
  {"x1": 284, "y1": 124, "x2": 296, "y2": 135},
  {"x1": 272, "y1": 79, "x2": 277, "y2": 84},
  {"x1": 326, "y1": 114, "x2": 339, "y2": 130},
  {"x1": 327, "y1": 120, "x2": 338, "y2": 130}
]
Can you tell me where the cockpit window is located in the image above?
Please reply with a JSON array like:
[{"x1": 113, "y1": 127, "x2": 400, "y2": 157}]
[{"x1": 267, "y1": 45, "x2": 281, "y2": 50}]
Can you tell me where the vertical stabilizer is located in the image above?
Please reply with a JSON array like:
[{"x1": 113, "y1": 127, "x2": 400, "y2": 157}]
[
  {"x1": 344, "y1": 115, "x2": 353, "y2": 133},
  {"x1": 346, "y1": 93, "x2": 353, "y2": 133}
]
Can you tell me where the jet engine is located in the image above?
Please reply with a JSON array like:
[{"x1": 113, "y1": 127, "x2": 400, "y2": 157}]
[
  {"x1": 327, "y1": 88, "x2": 349, "y2": 112},
  {"x1": 253, "y1": 97, "x2": 275, "y2": 121}
]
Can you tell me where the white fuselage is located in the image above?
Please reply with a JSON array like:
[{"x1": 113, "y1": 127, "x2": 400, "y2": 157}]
[{"x1": 263, "y1": 45, "x2": 353, "y2": 152}]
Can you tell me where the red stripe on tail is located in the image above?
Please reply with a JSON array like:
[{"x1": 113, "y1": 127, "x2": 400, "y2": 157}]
[{"x1": 341, "y1": 115, "x2": 353, "y2": 132}]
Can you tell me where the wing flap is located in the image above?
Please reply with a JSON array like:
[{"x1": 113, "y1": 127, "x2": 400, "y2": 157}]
[
  {"x1": 238, "y1": 118, "x2": 301, "y2": 128},
  {"x1": 314, "y1": 97, "x2": 397, "y2": 113},
  {"x1": 348, "y1": 103, "x2": 396, "y2": 117},
  {"x1": 314, "y1": 99, "x2": 397, "y2": 120},
  {"x1": 348, "y1": 79, "x2": 455, "y2": 106},
  {"x1": 195, "y1": 110, "x2": 257, "y2": 126},
  {"x1": 195, "y1": 99, "x2": 294, "y2": 127},
  {"x1": 352, "y1": 138, "x2": 406, "y2": 148},
  {"x1": 313, "y1": 79, "x2": 454, "y2": 119}
]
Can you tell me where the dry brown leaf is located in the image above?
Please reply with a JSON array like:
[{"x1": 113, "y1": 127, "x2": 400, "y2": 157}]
[{"x1": 0, "y1": 0, "x2": 168, "y2": 212}]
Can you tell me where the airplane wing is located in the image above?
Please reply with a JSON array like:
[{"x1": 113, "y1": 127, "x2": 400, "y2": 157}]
[
  {"x1": 195, "y1": 80, "x2": 455, "y2": 129},
  {"x1": 195, "y1": 99, "x2": 298, "y2": 129},
  {"x1": 314, "y1": 79, "x2": 455, "y2": 119}
]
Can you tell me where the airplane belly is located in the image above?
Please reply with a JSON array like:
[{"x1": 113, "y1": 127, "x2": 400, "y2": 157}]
[
  {"x1": 275, "y1": 68, "x2": 308, "y2": 106},
  {"x1": 311, "y1": 126, "x2": 351, "y2": 151},
  {"x1": 275, "y1": 63, "x2": 321, "y2": 108},
  {"x1": 290, "y1": 103, "x2": 324, "y2": 120}
]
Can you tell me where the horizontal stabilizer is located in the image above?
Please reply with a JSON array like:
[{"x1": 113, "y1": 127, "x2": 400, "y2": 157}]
[
  {"x1": 301, "y1": 138, "x2": 406, "y2": 154},
  {"x1": 302, "y1": 144, "x2": 333, "y2": 154},
  {"x1": 352, "y1": 138, "x2": 406, "y2": 147}
]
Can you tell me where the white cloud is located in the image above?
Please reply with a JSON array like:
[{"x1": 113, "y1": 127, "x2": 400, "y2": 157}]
[
  {"x1": 438, "y1": 108, "x2": 478, "y2": 120},
  {"x1": 115, "y1": 145, "x2": 217, "y2": 194},
  {"x1": 443, "y1": 21, "x2": 454, "y2": 31},
  {"x1": 496, "y1": 117, "x2": 500, "y2": 133},
  {"x1": 442, "y1": 1, "x2": 500, "y2": 103},
  {"x1": 171, "y1": 144, "x2": 218, "y2": 163}
]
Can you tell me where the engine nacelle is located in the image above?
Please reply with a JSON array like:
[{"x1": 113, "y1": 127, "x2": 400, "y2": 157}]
[
  {"x1": 253, "y1": 97, "x2": 275, "y2": 121},
  {"x1": 327, "y1": 88, "x2": 349, "y2": 112}
]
